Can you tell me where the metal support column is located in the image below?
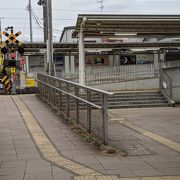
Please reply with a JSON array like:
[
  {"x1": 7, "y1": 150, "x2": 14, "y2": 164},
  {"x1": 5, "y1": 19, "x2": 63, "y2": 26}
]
[
  {"x1": 154, "y1": 53, "x2": 159, "y2": 76},
  {"x1": 78, "y1": 17, "x2": 86, "y2": 85},
  {"x1": 109, "y1": 55, "x2": 113, "y2": 66},
  {"x1": 70, "y1": 55, "x2": 75, "y2": 74},
  {"x1": 28, "y1": 0, "x2": 33, "y2": 42},
  {"x1": 43, "y1": 0, "x2": 48, "y2": 42},
  {"x1": 65, "y1": 56, "x2": 70, "y2": 76},
  {"x1": 26, "y1": 56, "x2": 30, "y2": 74}
]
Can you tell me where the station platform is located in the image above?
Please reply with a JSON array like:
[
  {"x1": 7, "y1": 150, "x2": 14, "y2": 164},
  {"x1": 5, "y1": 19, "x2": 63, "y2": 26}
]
[{"x1": 0, "y1": 94, "x2": 180, "y2": 180}]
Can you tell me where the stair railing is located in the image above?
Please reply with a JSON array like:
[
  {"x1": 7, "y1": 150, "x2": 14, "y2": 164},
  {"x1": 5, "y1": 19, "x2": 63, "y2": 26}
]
[
  {"x1": 159, "y1": 68, "x2": 175, "y2": 106},
  {"x1": 37, "y1": 73, "x2": 113, "y2": 145}
]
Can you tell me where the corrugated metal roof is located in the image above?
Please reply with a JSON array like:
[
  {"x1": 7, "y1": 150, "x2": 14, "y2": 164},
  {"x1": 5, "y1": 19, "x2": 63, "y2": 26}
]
[{"x1": 74, "y1": 14, "x2": 180, "y2": 38}]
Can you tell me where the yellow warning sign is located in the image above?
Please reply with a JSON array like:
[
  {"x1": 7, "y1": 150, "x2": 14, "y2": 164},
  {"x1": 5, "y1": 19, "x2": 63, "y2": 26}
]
[
  {"x1": 10, "y1": 67, "x2": 16, "y2": 74},
  {"x1": 26, "y1": 78, "x2": 35, "y2": 87}
]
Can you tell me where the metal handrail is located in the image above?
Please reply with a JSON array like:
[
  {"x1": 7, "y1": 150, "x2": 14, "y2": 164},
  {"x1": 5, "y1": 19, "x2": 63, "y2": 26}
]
[
  {"x1": 37, "y1": 73, "x2": 112, "y2": 145},
  {"x1": 161, "y1": 60, "x2": 180, "y2": 69},
  {"x1": 159, "y1": 68, "x2": 175, "y2": 106},
  {"x1": 37, "y1": 79, "x2": 102, "y2": 109},
  {"x1": 44, "y1": 74, "x2": 113, "y2": 95},
  {"x1": 160, "y1": 68, "x2": 173, "y2": 81}
]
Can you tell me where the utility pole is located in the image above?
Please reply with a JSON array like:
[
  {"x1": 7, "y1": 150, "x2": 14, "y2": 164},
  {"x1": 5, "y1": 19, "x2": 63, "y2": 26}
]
[
  {"x1": 43, "y1": 0, "x2": 48, "y2": 42},
  {"x1": 37, "y1": 0, "x2": 48, "y2": 43},
  {"x1": 28, "y1": 0, "x2": 33, "y2": 42},
  {"x1": 46, "y1": 0, "x2": 53, "y2": 76}
]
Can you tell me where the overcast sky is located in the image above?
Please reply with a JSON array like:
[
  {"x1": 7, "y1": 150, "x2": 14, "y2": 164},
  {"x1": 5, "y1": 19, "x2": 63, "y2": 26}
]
[{"x1": 0, "y1": 0, "x2": 180, "y2": 42}]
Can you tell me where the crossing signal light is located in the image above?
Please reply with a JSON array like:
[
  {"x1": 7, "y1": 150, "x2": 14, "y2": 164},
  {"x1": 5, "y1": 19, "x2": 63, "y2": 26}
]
[
  {"x1": 1, "y1": 47, "x2": 8, "y2": 54},
  {"x1": 8, "y1": 53, "x2": 17, "y2": 67},
  {"x1": 18, "y1": 46, "x2": 24, "y2": 54},
  {"x1": 9, "y1": 53, "x2": 16, "y2": 59}
]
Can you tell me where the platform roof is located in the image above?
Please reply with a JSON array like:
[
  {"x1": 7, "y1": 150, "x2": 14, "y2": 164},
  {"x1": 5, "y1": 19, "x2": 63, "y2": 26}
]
[
  {"x1": 74, "y1": 14, "x2": 180, "y2": 38},
  {"x1": 23, "y1": 42, "x2": 180, "y2": 53}
]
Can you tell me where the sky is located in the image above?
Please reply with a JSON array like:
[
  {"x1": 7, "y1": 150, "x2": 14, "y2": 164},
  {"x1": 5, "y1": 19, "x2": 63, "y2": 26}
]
[{"x1": 0, "y1": 0, "x2": 180, "y2": 42}]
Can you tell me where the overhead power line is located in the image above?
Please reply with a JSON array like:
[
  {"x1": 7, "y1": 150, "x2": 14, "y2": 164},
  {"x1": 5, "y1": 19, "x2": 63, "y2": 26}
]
[
  {"x1": 1, "y1": 17, "x2": 76, "y2": 20},
  {"x1": 0, "y1": 7, "x2": 108, "y2": 13},
  {"x1": 32, "y1": 9, "x2": 43, "y2": 30},
  {"x1": 31, "y1": 8, "x2": 62, "y2": 35}
]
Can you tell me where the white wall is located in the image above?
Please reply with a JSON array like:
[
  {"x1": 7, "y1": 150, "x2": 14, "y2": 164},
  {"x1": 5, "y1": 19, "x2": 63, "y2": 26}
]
[
  {"x1": 91, "y1": 78, "x2": 159, "y2": 92},
  {"x1": 61, "y1": 29, "x2": 77, "y2": 43},
  {"x1": 60, "y1": 28, "x2": 102, "y2": 43}
]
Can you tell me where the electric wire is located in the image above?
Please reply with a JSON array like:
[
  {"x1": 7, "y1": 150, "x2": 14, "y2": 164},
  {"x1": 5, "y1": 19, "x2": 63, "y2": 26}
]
[
  {"x1": 32, "y1": 9, "x2": 43, "y2": 30},
  {"x1": 0, "y1": 17, "x2": 76, "y2": 21},
  {"x1": 0, "y1": 7, "x2": 102, "y2": 12},
  {"x1": 31, "y1": 8, "x2": 62, "y2": 36}
]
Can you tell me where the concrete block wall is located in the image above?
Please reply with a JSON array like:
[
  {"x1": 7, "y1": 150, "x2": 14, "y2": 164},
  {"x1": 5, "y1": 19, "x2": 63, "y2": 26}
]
[{"x1": 91, "y1": 78, "x2": 159, "y2": 92}]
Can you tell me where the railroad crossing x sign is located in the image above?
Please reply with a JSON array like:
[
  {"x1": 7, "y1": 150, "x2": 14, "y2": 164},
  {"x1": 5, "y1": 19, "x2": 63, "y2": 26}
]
[{"x1": 2, "y1": 31, "x2": 22, "y2": 46}]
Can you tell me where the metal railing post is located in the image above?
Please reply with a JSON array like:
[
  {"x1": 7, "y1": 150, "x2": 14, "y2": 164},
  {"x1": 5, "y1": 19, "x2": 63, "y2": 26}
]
[
  {"x1": 59, "y1": 81, "x2": 62, "y2": 111},
  {"x1": 52, "y1": 79, "x2": 55, "y2": 106},
  {"x1": 49, "y1": 78, "x2": 51, "y2": 104},
  {"x1": 54, "y1": 80, "x2": 57, "y2": 107},
  {"x1": 170, "y1": 80, "x2": 173, "y2": 99},
  {"x1": 38, "y1": 81, "x2": 41, "y2": 97},
  {"x1": 66, "y1": 83, "x2": 70, "y2": 116},
  {"x1": 41, "y1": 83, "x2": 44, "y2": 99},
  {"x1": 159, "y1": 69, "x2": 162, "y2": 91},
  {"x1": 75, "y1": 86, "x2": 79, "y2": 124},
  {"x1": 102, "y1": 94, "x2": 108, "y2": 145},
  {"x1": 48, "y1": 78, "x2": 50, "y2": 103},
  {"x1": 87, "y1": 89, "x2": 91, "y2": 133}
]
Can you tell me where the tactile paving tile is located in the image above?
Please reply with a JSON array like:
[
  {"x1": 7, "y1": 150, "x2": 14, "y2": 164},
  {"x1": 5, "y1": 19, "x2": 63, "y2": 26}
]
[{"x1": 12, "y1": 96, "x2": 101, "y2": 176}]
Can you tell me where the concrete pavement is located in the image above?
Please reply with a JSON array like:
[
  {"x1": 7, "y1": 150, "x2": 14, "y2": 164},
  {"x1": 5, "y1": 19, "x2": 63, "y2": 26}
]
[{"x1": 0, "y1": 94, "x2": 180, "y2": 180}]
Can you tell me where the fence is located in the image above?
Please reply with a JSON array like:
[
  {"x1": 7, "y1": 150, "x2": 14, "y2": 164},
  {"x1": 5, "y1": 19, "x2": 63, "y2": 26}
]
[
  {"x1": 160, "y1": 60, "x2": 180, "y2": 69},
  {"x1": 37, "y1": 73, "x2": 113, "y2": 145},
  {"x1": 61, "y1": 63, "x2": 158, "y2": 85},
  {"x1": 159, "y1": 69, "x2": 175, "y2": 106}
]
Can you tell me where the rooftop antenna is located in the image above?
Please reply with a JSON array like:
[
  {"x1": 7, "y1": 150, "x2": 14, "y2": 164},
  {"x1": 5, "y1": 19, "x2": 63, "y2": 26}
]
[{"x1": 98, "y1": 0, "x2": 104, "y2": 13}]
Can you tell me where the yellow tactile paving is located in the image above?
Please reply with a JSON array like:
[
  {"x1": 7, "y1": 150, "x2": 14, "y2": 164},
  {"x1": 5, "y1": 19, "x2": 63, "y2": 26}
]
[
  {"x1": 74, "y1": 176, "x2": 180, "y2": 180},
  {"x1": 74, "y1": 175, "x2": 120, "y2": 180},
  {"x1": 163, "y1": 176, "x2": 180, "y2": 180},
  {"x1": 96, "y1": 176, "x2": 120, "y2": 180},
  {"x1": 12, "y1": 96, "x2": 101, "y2": 176},
  {"x1": 110, "y1": 118, "x2": 180, "y2": 153}
]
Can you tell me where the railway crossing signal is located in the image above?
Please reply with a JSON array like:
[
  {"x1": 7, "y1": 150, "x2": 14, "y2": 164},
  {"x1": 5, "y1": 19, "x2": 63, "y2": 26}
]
[
  {"x1": 0, "y1": 26, "x2": 24, "y2": 94},
  {"x1": 3, "y1": 30, "x2": 22, "y2": 46}
]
